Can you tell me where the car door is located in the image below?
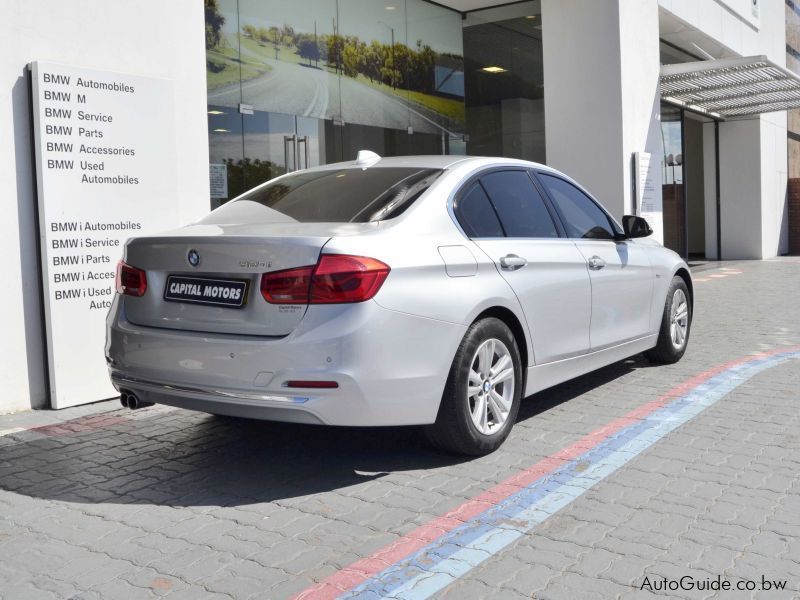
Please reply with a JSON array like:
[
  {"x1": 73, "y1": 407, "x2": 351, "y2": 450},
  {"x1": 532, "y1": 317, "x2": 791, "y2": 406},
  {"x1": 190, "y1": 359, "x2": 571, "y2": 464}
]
[
  {"x1": 536, "y1": 172, "x2": 654, "y2": 350},
  {"x1": 455, "y1": 170, "x2": 592, "y2": 364}
]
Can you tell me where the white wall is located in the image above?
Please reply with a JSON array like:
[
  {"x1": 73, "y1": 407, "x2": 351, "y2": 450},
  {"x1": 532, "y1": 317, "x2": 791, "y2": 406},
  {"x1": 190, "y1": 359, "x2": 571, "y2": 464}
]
[
  {"x1": 541, "y1": 0, "x2": 623, "y2": 213},
  {"x1": 658, "y1": 0, "x2": 761, "y2": 55},
  {"x1": 618, "y1": 0, "x2": 665, "y2": 226},
  {"x1": 0, "y1": 1, "x2": 210, "y2": 413},
  {"x1": 758, "y1": 0, "x2": 789, "y2": 257},
  {"x1": 718, "y1": 119, "x2": 763, "y2": 258},
  {"x1": 542, "y1": 0, "x2": 663, "y2": 234}
]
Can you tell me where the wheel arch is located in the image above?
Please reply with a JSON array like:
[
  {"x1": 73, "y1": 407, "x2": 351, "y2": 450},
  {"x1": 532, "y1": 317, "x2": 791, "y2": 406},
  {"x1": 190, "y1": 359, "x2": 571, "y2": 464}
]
[
  {"x1": 674, "y1": 267, "x2": 694, "y2": 309},
  {"x1": 472, "y1": 306, "x2": 530, "y2": 383}
]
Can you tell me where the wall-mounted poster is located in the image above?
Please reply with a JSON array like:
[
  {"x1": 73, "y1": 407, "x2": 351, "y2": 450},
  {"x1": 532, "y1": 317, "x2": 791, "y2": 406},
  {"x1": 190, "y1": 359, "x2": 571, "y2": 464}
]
[
  {"x1": 209, "y1": 163, "x2": 228, "y2": 198},
  {"x1": 205, "y1": 0, "x2": 465, "y2": 136},
  {"x1": 30, "y1": 62, "x2": 179, "y2": 408}
]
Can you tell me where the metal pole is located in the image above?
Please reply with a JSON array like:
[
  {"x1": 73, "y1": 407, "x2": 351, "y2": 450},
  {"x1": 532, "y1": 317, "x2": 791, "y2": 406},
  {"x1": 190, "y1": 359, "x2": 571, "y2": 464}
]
[
  {"x1": 391, "y1": 27, "x2": 395, "y2": 89},
  {"x1": 680, "y1": 109, "x2": 688, "y2": 260},
  {"x1": 715, "y1": 120, "x2": 722, "y2": 261}
]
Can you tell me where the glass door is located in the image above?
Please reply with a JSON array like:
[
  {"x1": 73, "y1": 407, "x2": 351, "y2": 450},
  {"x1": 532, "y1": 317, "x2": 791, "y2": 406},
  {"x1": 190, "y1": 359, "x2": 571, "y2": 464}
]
[
  {"x1": 241, "y1": 111, "x2": 326, "y2": 190},
  {"x1": 660, "y1": 103, "x2": 686, "y2": 257}
]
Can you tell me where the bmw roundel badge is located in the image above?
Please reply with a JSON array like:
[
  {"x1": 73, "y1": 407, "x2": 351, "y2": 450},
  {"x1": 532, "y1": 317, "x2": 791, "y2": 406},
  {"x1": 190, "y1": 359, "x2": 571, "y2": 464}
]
[{"x1": 187, "y1": 249, "x2": 200, "y2": 267}]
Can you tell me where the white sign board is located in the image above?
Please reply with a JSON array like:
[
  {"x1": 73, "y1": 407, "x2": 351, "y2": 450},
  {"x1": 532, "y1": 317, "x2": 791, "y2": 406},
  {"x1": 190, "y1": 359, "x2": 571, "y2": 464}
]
[
  {"x1": 634, "y1": 151, "x2": 663, "y2": 244},
  {"x1": 30, "y1": 62, "x2": 178, "y2": 408},
  {"x1": 209, "y1": 163, "x2": 228, "y2": 199}
]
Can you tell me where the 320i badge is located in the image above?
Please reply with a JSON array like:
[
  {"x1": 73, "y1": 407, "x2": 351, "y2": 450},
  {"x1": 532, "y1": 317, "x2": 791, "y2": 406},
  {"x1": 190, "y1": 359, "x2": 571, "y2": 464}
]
[{"x1": 106, "y1": 152, "x2": 692, "y2": 455}]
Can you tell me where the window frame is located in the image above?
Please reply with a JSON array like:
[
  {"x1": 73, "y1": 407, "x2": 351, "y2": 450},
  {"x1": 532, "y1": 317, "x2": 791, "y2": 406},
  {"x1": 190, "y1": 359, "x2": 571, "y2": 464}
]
[
  {"x1": 452, "y1": 167, "x2": 566, "y2": 240},
  {"x1": 452, "y1": 179, "x2": 506, "y2": 239},
  {"x1": 531, "y1": 170, "x2": 624, "y2": 241}
]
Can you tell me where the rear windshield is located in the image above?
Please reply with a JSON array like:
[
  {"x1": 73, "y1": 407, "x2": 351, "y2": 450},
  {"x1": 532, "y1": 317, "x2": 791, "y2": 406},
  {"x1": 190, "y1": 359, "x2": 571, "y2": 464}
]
[{"x1": 222, "y1": 167, "x2": 442, "y2": 223}]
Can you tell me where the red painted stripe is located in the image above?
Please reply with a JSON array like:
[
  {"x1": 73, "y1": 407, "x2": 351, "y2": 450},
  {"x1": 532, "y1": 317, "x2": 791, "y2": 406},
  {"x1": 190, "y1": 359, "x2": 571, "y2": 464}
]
[
  {"x1": 293, "y1": 348, "x2": 796, "y2": 600},
  {"x1": 30, "y1": 414, "x2": 127, "y2": 437}
]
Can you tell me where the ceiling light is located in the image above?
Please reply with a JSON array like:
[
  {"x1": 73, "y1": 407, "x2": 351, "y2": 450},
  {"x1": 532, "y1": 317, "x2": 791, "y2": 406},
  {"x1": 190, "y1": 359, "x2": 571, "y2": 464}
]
[
  {"x1": 213, "y1": 128, "x2": 230, "y2": 132},
  {"x1": 525, "y1": 15, "x2": 537, "y2": 19},
  {"x1": 481, "y1": 66, "x2": 507, "y2": 73},
  {"x1": 208, "y1": 110, "x2": 225, "y2": 115},
  {"x1": 385, "y1": 5, "x2": 396, "y2": 9}
]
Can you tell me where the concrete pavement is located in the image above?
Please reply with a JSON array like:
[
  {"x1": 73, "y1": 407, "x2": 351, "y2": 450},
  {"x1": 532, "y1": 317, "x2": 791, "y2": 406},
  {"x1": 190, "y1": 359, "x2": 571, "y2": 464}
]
[{"x1": 0, "y1": 258, "x2": 799, "y2": 599}]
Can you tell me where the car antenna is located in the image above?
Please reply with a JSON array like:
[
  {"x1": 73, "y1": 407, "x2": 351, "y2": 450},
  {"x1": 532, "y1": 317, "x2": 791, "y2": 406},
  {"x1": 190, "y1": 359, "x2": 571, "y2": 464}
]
[{"x1": 355, "y1": 150, "x2": 381, "y2": 167}]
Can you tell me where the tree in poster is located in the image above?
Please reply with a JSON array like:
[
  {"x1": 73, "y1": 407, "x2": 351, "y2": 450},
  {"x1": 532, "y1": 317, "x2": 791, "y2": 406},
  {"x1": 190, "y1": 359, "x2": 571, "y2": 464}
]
[
  {"x1": 342, "y1": 38, "x2": 365, "y2": 78},
  {"x1": 327, "y1": 34, "x2": 344, "y2": 74},
  {"x1": 297, "y1": 35, "x2": 321, "y2": 67},
  {"x1": 204, "y1": 0, "x2": 225, "y2": 50},
  {"x1": 237, "y1": 18, "x2": 463, "y2": 110},
  {"x1": 363, "y1": 40, "x2": 384, "y2": 83}
]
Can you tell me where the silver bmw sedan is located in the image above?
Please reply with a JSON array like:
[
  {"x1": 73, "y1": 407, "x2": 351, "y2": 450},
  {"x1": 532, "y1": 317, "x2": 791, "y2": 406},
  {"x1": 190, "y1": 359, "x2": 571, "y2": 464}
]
[{"x1": 106, "y1": 153, "x2": 692, "y2": 455}]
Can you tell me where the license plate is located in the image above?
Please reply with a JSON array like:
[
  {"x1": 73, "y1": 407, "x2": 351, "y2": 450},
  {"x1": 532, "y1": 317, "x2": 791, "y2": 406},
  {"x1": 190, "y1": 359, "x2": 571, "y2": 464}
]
[{"x1": 164, "y1": 275, "x2": 248, "y2": 308}]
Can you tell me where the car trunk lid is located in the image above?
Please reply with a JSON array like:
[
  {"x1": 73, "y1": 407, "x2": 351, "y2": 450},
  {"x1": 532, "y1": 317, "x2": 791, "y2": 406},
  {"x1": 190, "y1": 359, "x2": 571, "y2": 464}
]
[{"x1": 121, "y1": 222, "x2": 378, "y2": 336}]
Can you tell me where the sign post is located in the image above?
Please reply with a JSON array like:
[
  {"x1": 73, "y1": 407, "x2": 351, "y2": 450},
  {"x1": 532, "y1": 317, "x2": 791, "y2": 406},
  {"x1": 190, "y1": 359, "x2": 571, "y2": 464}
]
[
  {"x1": 30, "y1": 62, "x2": 179, "y2": 408},
  {"x1": 634, "y1": 151, "x2": 663, "y2": 244}
]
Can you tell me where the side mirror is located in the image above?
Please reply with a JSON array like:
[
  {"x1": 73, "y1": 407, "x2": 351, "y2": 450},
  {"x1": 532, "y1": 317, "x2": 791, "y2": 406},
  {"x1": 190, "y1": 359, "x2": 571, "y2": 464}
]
[{"x1": 622, "y1": 215, "x2": 653, "y2": 239}]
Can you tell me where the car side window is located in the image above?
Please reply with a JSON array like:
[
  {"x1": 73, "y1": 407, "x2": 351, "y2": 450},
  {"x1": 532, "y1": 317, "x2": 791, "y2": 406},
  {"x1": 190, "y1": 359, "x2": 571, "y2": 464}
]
[
  {"x1": 480, "y1": 171, "x2": 559, "y2": 239},
  {"x1": 455, "y1": 182, "x2": 505, "y2": 238},
  {"x1": 538, "y1": 173, "x2": 616, "y2": 240}
]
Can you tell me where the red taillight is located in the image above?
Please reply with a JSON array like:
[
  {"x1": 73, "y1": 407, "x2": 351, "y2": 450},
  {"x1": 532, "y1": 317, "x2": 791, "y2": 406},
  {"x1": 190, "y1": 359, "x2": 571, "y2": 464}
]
[
  {"x1": 115, "y1": 260, "x2": 147, "y2": 297},
  {"x1": 260, "y1": 265, "x2": 314, "y2": 304},
  {"x1": 260, "y1": 254, "x2": 390, "y2": 305},
  {"x1": 310, "y1": 255, "x2": 390, "y2": 304}
]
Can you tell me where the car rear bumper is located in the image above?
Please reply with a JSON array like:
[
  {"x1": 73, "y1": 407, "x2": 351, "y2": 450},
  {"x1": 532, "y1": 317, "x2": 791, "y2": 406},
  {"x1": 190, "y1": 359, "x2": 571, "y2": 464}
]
[{"x1": 105, "y1": 297, "x2": 466, "y2": 426}]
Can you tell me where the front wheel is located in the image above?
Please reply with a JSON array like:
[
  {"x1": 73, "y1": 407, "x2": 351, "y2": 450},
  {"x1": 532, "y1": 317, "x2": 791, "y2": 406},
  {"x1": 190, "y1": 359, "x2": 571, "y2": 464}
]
[
  {"x1": 644, "y1": 275, "x2": 692, "y2": 364},
  {"x1": 425, "y1": 317, "x2": 523, "y2": 455}
]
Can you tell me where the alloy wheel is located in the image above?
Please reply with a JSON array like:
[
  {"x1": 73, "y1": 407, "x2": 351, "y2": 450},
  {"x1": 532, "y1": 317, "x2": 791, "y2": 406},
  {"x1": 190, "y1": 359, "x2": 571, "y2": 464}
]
[
  {"x1": 467, "y1": 338, "x2": 515, "y2": 435},
  {"x1": 670, "y1": 288, "x2": 689, "y2": 349}
]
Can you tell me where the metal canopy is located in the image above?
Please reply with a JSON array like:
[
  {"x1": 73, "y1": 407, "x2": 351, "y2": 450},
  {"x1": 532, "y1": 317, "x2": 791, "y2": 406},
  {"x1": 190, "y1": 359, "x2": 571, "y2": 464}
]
[{"x1": 660, "y1": 55, "x2": 800, "y2": 119}]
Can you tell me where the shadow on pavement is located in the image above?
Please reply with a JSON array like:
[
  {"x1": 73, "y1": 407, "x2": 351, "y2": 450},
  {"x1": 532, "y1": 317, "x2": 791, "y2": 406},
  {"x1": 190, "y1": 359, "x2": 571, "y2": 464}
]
[
  {"x1": 518, "y1": 353, "x2": 648, "y2": 421},
  {"x1": 0, "y1": 355, "x2": 649, "y2": 508}
]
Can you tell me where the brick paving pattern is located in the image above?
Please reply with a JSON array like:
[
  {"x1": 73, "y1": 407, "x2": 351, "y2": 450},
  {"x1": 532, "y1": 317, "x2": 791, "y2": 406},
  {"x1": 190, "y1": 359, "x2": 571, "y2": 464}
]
[{"x1": 0, "y1": 259, "x2": 798, "y2": 599}]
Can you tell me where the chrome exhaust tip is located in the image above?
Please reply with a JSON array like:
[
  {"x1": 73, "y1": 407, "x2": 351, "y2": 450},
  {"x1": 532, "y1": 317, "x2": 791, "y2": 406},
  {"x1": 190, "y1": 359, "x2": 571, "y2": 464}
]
[
  {"x1": 119, "y1": 393, "x2": 129, "y2": 408},
  {"x1": 122, "y1": 392, "x2": 153, "y2": 410}
]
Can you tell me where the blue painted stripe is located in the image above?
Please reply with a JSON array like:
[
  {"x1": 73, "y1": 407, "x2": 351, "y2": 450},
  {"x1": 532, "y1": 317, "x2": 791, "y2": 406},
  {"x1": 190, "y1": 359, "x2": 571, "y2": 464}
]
[{"x1": 343, "y1": 350, "x2": 800, "y2": 600}]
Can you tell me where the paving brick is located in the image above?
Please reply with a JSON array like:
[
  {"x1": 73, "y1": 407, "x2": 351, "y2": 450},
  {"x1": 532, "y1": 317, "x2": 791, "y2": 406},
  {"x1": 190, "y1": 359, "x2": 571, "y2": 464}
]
[{"x1": 0, "y1": 260, "x2": 798, "y2": 598}]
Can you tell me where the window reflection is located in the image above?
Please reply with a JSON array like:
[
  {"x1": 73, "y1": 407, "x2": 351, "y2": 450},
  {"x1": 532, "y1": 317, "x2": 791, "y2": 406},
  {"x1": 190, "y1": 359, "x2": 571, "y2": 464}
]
[
  {"x1": 660, "y1": 104, "x2": 685, "y2": 255},
  {"x1": 463, "y1": 2, "x2": 545, "y2": 162}
]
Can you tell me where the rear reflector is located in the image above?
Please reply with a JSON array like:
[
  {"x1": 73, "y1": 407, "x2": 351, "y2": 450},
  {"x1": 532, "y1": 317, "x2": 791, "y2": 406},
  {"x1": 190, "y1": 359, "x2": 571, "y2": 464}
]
[
  {"x1": 260, "y1": 254, "x2": 390, "y2": 304},
  {"x1": 284, "y1": 380, "x2": 339, "y2": 389},
  {"x1": 115, "y1": 260, "x2": 147, "y2": 297}
]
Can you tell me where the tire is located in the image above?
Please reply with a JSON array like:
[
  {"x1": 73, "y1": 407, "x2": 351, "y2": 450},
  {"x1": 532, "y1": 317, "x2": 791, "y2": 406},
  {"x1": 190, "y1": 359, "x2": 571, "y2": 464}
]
[
  {"x1": 425, "y1": 317, "x2": 523, "y2": 455},
  {"x1": 644, "y1": 275, "x2": 692, "y2": 364}
]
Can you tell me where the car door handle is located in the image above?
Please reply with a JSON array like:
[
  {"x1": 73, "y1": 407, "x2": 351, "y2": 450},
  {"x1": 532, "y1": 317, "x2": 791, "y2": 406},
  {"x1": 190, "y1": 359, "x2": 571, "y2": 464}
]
[
  {"x1": 499, "y1": 254, "x2": 527, "y2": 270},
  {"x1": 587, "y1": 256, "x2": 606, "y2": 270}
]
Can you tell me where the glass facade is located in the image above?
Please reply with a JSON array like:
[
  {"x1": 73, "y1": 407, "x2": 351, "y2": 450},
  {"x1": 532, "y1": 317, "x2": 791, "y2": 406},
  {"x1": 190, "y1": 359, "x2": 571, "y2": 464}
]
[
  {"x1": 205, "y1": 0, "x2": 466, "y2": 205},
  {"x1": 205, "y1": 0, "x2": 547, "y2": 205},
  {"x1": 462, "y1": 2, "x2": 545, "y2": 162}
]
